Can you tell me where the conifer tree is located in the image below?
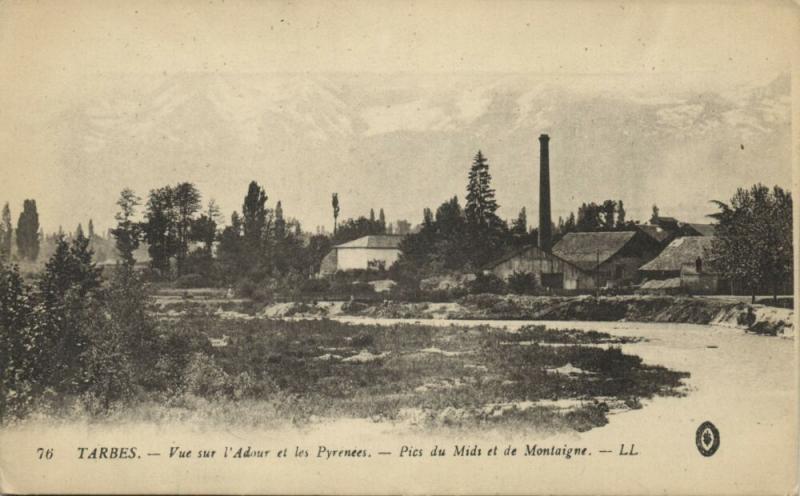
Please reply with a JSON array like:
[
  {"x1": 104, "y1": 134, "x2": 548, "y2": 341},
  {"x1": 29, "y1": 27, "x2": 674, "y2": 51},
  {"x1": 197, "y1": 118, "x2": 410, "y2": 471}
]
[{"x1": 465, "y1": 151, "x2": 500, "y2": 228}]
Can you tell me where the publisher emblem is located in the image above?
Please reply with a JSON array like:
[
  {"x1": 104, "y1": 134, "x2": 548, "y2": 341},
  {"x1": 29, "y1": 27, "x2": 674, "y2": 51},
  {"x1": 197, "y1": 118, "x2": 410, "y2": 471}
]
[{"x1": 696, "y1": 421, "x2": 720, "y2": 457}]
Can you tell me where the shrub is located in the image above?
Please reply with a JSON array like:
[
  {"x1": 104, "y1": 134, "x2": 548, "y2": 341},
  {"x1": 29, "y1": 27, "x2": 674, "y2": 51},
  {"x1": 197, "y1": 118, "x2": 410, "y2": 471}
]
[
  {"x1": 468, "y1": 273, "x2": 507, "y2": 295},
  {"x1": 174, "y1": 273, "x2": 206, "y2": 289},
  {"x1": 183, "y1": 353, "x2": 229, "y2": 399},
  {"x1": 299, "y1": 278, "x2": 330, "y2": 294},
  {"x1": 507, "y1": 271, "x2": 538, "y2": 295}
]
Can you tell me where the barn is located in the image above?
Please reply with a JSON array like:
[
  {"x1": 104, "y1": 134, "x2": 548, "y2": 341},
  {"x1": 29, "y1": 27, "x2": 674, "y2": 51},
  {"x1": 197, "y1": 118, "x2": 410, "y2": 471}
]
[
  {"x1": 319, "y1": 235, "x2": 403, "y2": 275},
  {"x1": 639, "y1": 236, "x2": 718, "y2": 293},
  {"x1": 551, "y1": 231, "x2": 662, "y2": 288},
  {"x1": 484, "y1": 245, "x2": 593, "y2": 290}
]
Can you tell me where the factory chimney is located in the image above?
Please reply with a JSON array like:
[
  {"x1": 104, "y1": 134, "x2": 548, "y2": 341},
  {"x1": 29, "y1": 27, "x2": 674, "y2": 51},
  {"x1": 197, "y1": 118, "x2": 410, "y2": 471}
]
[{"x1": 538, "y1": 134, "x2": 552, "y2": 252}]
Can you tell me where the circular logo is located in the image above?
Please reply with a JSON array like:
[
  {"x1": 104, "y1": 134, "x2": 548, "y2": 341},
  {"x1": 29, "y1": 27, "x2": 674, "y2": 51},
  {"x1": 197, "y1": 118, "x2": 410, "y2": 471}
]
[{"x1": 696, "y1": 421, "x2": 720, "y2": 457}]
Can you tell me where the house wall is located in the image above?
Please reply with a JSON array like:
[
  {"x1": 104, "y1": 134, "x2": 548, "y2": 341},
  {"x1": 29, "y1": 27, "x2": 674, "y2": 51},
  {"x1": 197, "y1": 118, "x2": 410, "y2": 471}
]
[
  {"x1": 598, "y1": 254, "x2": 650, "y2": 287},
  {"x1": 336, "y1": 248, "x2": 401, "y2": 271},
  {"x1": 681, "y1": 273, "x2": 719, "y2": 294},
  {"x1": 489, "y1": 248, "x2": 593, "y2": 290}
]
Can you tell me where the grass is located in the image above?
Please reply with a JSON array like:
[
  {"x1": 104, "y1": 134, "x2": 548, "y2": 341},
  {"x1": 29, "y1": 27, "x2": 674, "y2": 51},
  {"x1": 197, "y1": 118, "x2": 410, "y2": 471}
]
[
  {"x1": 9, "y1": 316, "x2": 688, "y2": 433},
  {"x1": 172, "y1": 317, "x2": 688, "y2": 432}
]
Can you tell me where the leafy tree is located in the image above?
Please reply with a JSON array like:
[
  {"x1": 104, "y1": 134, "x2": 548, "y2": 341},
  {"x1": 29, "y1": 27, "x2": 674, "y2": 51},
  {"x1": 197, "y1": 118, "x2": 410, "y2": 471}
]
[
  {"x1": 511, "y1": 207, "x2": 527, "y2": 236},
  {"x1": 242, "y1": 181, "x2": 269, "y2": 267},
  {"x1": 395, "y1": 219, "x2": 411, "y2": 235},
  {"x1": 217, "y1": 211, "x2": 245, "y2": 281},
  {"x1": 172, "y1": 182, "x2": 202, "y2": 275},
  {"x1": 650, "y1": 204, "x2": 660, "y2": 223},
  {"x1": 143, "y1": 186, "x2": 177, "y2": 275},
  {"x1": 379, "y1": 208, "x2": 386, "y2": 230},
  {"x1": 101, "y1": 251, "x2": 159, "y2": 397},
  {"x1": 274, "y1": 201, "x2": 286, "y2": 239},
  {"x1": 331, "y1": 193, "x2": 340, "y2": 234},
  {"x1": 422, "y1": 208, "x2": 434, "y2": 228},
  {"x1": 601, "y1": 200, "x2": 617, "y2": 229},
  {"x1": 0, "y1": 264, "x2": 37, "y2": 417},
  {"x1": 468, "y1": 273, "x2": 506, "y2": 294},
  {"x1": 88, "y1": 219, "x2": 95, "y2": 240},
  {"x1": 75, "y1": 223, "x2": 84, "y2": 239},
  {"x1": 709, "y1": 184, "x2": 793, "y2": 303},
  {"x1": 189, "y1": 199, "x2": 222, "y2": 254},
  {"x1": 510, "y1": 207, "x2": 535, "y2": 247},
  {"x1": 617, "y1": 200, "x2": 626, "y2": 227},
  {"x1": 395, "y1": 196, "x2": 470, "y2": 279},
  {"x1": 577, "y1": 202, "x2": 602, "y2": 231},
  {"x1": 37, "y1": 233, "x2": 102, "y2": 393},
  {"x1": 331, "y1": 215, "x2": 386, "y2": 244},
  {"x1": 369, "y1": 208, "x2": 375, "y2": 223},
  {"x1": 305, "y1": 234, "x2": 332, "y2": 274},
  {"x1": 111, "y1": 188, "x2": 142, "y2": 267},
  {"x1": 0, "y1": 202, "x2": 11, "y2": 262},
  {"x1": 190, "y1": 214, "x2": 217, "y2": 252},
  {"x1": 16, "y1": 199, "x2": 40, "y2": 261}
]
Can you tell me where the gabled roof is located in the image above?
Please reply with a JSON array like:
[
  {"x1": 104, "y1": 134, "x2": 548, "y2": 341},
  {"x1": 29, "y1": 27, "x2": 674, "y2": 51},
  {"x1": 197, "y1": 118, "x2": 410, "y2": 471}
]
[
  {"x1": 681, "y1": 223, "x2": 716, "y2": 237},
  {"x1": 640, "y1": 236, "x2": 714, "y2": 272},
  {"x1": 334, "y1": 235, "x2": 403, "y2": 249},
  {"x1": 636, "y1": 224, "x2": 673, "y2": 243},
  {"x1": 653, "y1": 216, "x2": 679, "y2": 225},
  {"x1": 482, "y1": 244, "x2": 586, "y2": 272},
  {"x1": 552, "y1": 231, "x2": 639, "y2": 271}
]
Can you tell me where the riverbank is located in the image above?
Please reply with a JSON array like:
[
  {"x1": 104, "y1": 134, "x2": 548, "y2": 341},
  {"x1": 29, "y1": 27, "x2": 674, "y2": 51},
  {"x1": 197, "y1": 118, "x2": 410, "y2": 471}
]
[{"x1": 265, "y1": 295, "x2": 794, "y2": 338}]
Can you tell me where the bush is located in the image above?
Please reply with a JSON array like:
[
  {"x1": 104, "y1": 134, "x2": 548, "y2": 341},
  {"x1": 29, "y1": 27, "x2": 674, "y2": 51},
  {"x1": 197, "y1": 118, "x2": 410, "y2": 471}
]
[
  {"x1": 468, "y1": 273, "x2": 507, "y2": 295},
  {"x1": 235, "y1": 279, "x2": 273, "y2": 303},
  {"x1": 507, "y1": 271, "x2": 538, "y2": 295},
  {"x1": 299, "y1": 278, "x2": 330, "y2": 294},
  {"x1": 183, "y1": 353, "x2": 230, "y2": 399},
  {"x1": 174, "y1": 273, "x2": 206, "y2": 289}
]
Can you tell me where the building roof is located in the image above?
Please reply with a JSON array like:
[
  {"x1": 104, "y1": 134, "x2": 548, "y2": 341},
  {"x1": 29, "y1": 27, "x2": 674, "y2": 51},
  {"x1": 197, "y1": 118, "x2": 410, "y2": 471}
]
[
  {"x1": 639, "y1": 236, "x2": 714, "y2": 272},
  {"x1": 681, "y1": 223, "x2": 716, "y2": 237},
  {"x1": 334, "y1": 234, "x2": 403, "y2": 249},
  {"x1": 636, "y1": 224, "x2": 673, "y2": 243},
  {"x1": 482, "y1": 244, "x2": 585, "y2": 272},
  {"x1": 653, "y1": 216, "x2": 679, "y2": 225},
  {"x1": 552, "y1": 231, "x2": 639, "y2": 271}
]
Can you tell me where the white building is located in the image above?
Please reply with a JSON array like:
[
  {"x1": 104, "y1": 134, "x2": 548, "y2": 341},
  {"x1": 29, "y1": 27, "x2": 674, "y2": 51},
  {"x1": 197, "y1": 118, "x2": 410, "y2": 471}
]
[{"x1": 319, "y1": 235, "x2": 403, "y2": 275}]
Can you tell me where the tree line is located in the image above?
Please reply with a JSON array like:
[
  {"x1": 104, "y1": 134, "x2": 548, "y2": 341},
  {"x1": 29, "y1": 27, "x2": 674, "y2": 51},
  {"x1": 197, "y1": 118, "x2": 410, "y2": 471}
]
[{"x1": 0, "y1": 200, "x2": 41, "y2": 263}]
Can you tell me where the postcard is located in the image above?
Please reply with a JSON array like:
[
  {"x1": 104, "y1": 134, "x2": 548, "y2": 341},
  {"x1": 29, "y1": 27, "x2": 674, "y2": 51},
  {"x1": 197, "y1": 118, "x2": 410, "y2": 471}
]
[{"x1": 0, "y1": 0, "x2": 797, "y2": 494}]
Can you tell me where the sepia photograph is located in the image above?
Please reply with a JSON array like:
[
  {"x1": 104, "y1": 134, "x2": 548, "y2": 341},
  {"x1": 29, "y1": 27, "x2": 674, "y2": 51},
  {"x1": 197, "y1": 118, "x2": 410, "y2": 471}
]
[{"x1": 0, "y1": 0, "x2": 797, "y2": 494}]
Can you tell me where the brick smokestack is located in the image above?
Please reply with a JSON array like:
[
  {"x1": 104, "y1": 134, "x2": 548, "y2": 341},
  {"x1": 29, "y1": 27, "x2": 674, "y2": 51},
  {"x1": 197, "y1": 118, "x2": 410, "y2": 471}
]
[{"x1": 538, "y1": 134, "x2": 552, "y2": 252}]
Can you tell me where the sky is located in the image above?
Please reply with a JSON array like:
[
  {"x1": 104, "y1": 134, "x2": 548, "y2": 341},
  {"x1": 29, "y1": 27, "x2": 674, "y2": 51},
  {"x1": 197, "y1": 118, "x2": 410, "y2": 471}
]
[{"x1": 0, "y1": 0, "x2": 797, "y2": 235}]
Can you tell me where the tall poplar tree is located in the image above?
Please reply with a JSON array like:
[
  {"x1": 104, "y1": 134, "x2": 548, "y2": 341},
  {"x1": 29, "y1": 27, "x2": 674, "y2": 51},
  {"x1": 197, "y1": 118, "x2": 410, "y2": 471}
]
[
  {"x1": 0, "y1": 202, "x2": 11, "y2": 262},
  {"x1": 331, "y1": 193, "x2": 340, "y2": 235},
  {"x1": 16, "y1": 200, "x2": 40, "y2": 261}
]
